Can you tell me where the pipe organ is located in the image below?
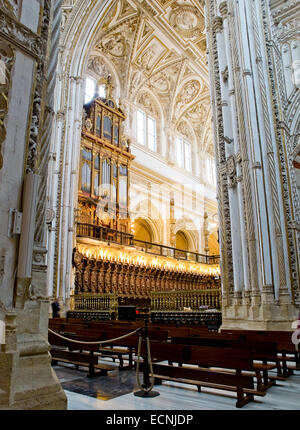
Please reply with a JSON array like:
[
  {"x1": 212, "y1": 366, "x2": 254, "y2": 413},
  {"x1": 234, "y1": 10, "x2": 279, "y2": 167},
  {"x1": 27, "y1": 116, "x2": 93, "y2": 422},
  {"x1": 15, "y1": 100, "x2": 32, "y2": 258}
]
[{"x1": 78, "y1": 78, "x2": 134, "y2": 233}]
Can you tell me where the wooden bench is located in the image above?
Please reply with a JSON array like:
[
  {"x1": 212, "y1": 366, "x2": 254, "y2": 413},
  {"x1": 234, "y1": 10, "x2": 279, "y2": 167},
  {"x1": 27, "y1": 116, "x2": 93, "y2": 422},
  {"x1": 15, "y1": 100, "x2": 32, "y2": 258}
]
[
  {"x1": 61, "y1": 328, "x2": 139, "y2": 369},
  {"x1": 139, "y1": 342, "x2": 262, "y2": 408},
  {"x1": 221, "y1": 329, "x2": 300, "y2": 376},
  {"x1": 48, "y1": 332, "x2": 115, "y2": 377},
  {"x1": 170, "y1": 336, "x2": 279, "y2": 390}
]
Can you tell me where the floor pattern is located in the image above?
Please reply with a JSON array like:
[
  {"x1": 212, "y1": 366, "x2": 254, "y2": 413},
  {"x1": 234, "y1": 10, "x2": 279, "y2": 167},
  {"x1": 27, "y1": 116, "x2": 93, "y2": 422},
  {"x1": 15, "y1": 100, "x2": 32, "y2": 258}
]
[{"x1": 53, "y1": 358, "x2": 300, "y2": 410}]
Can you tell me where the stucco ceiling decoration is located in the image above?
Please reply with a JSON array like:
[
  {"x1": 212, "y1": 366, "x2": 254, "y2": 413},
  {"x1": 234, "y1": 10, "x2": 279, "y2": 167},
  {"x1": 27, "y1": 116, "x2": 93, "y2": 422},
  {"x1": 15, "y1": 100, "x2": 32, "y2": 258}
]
[
  {"x1": 100, "y1": 32, "x2": 129, "y2": 57},
  {"x1": 169, "y1": 4, "x2": 204, "y2": 39},
  {"x1": 173, "y1": 79, "x2": 201, "y2": 119},
  {"x1": 177, "y1": 120, "x2": 193, "y2": 141},
  {"x1": 83, "y1": 0, "x2": 212, "y2": 152},
  {"x1": 149, "y1": 70, "x2": 171, "y2": 94},
  {"x1": 140, "y1": 21, "x2": 155, "y2": 45},
  {"x1": 135, "y1": 36, "x2": 168, "y2": 73},
  {"x1": 186, "y1": 100, "x2": 211, "y2": 124},
  {"x1": 87, "y1": 56, "x2": 111, "y2": 78},
  {"x1": 136, "y1": 91, "x2": 159, "y2": 117}
]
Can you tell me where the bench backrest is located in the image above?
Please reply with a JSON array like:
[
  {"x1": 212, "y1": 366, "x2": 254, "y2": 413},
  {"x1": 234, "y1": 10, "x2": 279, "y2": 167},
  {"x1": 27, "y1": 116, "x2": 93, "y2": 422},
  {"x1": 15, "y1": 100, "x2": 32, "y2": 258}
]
[
  {"x1": 171, "y1": 336, "x2": 277, "y2": 361},
  {"x1": 221, "y1": 329, "x2": 295, "y2": 352},
  {"x1": 143, "y1": 342, "x2": 254, "y2": 371}
]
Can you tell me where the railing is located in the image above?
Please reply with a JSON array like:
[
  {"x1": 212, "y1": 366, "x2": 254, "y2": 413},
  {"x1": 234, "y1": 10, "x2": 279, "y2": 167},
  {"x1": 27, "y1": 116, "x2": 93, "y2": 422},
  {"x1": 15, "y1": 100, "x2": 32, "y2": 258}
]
[
  {"x1": 151, "y1": 289, "x2": 221, "y2": 312},
  {"x1": 70, "y1": 293, "x2": 118, "y2": 314},
  {"x1": 77, "y1": 222, "x2": 220, "y2": 265},
  {"x1": 77, "y1": 223, "x2": 133, "y2": 246},
  {"x1": 150, "y1": 311, "x2": 222, "y2": 328},
  {"x1": 133, "y1": 239, "x2": 220, "y2": 265}
]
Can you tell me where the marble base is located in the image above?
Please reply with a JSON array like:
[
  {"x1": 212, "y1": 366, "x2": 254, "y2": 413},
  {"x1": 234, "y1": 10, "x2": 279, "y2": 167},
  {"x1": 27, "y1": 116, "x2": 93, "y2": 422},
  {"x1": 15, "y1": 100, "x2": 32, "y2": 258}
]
[{"x1": 221, "y1": 301, "x2": 300, "y2": 331}]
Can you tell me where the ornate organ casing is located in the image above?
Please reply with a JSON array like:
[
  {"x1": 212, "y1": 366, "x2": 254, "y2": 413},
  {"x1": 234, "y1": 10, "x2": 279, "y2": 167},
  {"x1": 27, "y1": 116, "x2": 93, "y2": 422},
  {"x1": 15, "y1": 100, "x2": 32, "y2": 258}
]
[{"x1": 78, "y1": 91, "x2": 134, "y2": 233}]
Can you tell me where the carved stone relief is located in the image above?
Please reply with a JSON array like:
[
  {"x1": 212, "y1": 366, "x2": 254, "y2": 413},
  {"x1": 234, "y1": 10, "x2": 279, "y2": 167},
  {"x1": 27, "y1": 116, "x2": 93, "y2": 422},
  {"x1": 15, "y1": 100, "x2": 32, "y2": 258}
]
[
  {"x1": 0, "y1": 0, "x2": 19, "y2": 16},
  {"x1": 0, "y1": 41, "x2": 14, "y2": 170},
  {"x1": 100, "y1": 32, "x2": 128, "y2": 57},
  {"x1": 136, "y1": 91, "x2": 159, "y2": 117},
  {"x1": 87, "y1": 56, "x2": 110, "y2": 77},
  {"x1": 169, "y1": 5, "x2": 204, "y2": 39}
]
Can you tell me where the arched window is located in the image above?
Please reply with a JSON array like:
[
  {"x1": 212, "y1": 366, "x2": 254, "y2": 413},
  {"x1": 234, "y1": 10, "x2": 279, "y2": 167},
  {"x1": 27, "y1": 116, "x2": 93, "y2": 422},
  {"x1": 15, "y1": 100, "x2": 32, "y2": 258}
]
[
  {"x1": 206, "y1": 156, "x2": 216, "y2": 186},
  {"x1": 175, "y1": 137, "x2": 192, "y2": 172},
  {"x1": 85, "y1": 77, "x2": 96, "y2": 103},
  {"x1": 84, "y1": 77, "x2": 106, "y2": 104},
  {"x1": 136, "y1": 109, "x2": 156, "y2": 151}
]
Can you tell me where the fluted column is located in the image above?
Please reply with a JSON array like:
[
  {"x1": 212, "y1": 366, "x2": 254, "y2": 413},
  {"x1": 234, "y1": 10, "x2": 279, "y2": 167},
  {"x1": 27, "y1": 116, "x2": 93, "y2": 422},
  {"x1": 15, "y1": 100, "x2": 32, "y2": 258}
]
[{"x1": 207, "y1": 0, "x2": 300, "y2": 329}]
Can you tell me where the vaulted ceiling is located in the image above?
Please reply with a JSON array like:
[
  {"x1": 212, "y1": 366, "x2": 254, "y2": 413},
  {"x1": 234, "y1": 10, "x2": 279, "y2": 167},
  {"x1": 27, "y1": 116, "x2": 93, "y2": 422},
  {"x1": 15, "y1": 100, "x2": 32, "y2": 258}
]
[{"x1": 62, "y1": 0, "x2": 213, "y2": 155}]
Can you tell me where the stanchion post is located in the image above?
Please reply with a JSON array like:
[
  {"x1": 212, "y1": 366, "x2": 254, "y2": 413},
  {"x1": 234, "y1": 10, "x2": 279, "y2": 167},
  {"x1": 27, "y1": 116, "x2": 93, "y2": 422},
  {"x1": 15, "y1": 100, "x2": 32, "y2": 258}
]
[{"x1": 134, "y1": 314, "x2": 160, "y2": 398}]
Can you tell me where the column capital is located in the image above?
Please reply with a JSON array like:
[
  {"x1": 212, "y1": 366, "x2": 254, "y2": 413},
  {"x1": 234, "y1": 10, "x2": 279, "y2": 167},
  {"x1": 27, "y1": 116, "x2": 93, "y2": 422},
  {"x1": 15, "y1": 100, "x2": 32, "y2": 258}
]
[{"x1": 212, "y1": 16, "x2": 223, "y2": 33}]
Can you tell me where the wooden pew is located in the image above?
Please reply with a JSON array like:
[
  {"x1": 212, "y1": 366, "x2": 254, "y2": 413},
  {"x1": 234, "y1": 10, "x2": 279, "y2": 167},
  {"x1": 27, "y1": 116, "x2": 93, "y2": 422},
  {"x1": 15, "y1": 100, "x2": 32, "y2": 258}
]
[
  {"x1": 170, "y1": 336, "x2": 279, "y2": 390},
  {"x1": 221, "y1": 329, "x2": 300, "y2": 375},
  {"x1": 58, "y1": 328, "x2": 138, "y2": 370},
  {"x1": 48, "y1": 332, "x2": 115, "y2": 377},
  {"x1": 139, "y1": 342, "x2": 262, "y2": 408}
]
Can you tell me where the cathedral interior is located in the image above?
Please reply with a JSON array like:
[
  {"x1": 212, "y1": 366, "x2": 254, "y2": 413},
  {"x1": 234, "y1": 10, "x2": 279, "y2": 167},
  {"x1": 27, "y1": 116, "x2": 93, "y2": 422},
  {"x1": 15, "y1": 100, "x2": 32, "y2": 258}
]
[{"x1": 0, "y1": 0, "x2": 300, "y2": 412}]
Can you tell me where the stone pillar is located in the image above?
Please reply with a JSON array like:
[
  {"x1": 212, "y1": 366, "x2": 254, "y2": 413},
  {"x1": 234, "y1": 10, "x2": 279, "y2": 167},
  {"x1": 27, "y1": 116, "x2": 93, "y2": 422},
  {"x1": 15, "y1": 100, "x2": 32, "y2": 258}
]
[
  {"x1": 215, "y1": 4, "x2": 244, "y2": 311},
  {"x1": 0, "y1": 0, "x2": 67, "y2": 409},
  {"x1": 206, "y1": 0, "x2": 300, "y2": 329}
]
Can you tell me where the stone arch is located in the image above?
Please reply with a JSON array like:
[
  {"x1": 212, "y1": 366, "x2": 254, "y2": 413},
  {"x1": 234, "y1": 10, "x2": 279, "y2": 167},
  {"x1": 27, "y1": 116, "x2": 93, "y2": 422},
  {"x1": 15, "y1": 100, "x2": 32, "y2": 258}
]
[
  {"x1": 134, "y1": 87, "x2": 164, "y2": 122},
  {"x1": 133, "y1": 218, "x2": 155, "y2": 243},
  {"x1": 174, "y1": 218, "x2": 198, "y2": 252},
  {"x1": 85, "y1": 52, "x2": 122, "y2": 101},
  {"x1": 175, "y1": 230, "x2": 189, "y2": 251},
  {"x1": 49, "y1": 0, "x2": 211, "y2": 301},
  {"x1": 130, "y1": 198, "x2": 162, "y2": 244},
  {"x1": 50, "y1": 0, "x2": 130, "y2": 300}
]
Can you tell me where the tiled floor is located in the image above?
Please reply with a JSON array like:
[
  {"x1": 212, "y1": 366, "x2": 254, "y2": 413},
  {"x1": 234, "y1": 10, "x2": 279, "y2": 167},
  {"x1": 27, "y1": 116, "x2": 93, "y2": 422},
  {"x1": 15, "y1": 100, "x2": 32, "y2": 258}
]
[{"x1": 53, "y1": 357, "x2": 300, "y2": 410}]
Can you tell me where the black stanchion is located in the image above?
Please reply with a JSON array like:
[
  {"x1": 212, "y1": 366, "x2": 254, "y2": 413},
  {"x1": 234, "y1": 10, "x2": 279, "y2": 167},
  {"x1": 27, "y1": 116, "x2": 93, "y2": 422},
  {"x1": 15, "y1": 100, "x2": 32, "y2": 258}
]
[{"x1": 134, "y1": 314, "x2": 160, "y2": 398}]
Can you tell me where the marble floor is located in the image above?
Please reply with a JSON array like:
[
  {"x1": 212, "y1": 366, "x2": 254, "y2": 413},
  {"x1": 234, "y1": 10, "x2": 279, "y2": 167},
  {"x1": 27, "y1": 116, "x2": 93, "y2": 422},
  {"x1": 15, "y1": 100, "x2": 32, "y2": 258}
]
[{"x1": 53, "y1": 357, "x2": 300, "y2": 411}]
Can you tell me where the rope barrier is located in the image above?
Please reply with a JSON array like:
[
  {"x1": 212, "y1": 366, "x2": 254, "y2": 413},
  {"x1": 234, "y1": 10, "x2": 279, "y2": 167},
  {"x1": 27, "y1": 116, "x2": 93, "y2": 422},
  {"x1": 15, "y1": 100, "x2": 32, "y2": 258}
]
[
  {"x1": 49, "y1": 319, "x2": 159, "y2": 397},
  {"x1": 48, "y1": 327, "x2": 140, "y2": 345}
]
